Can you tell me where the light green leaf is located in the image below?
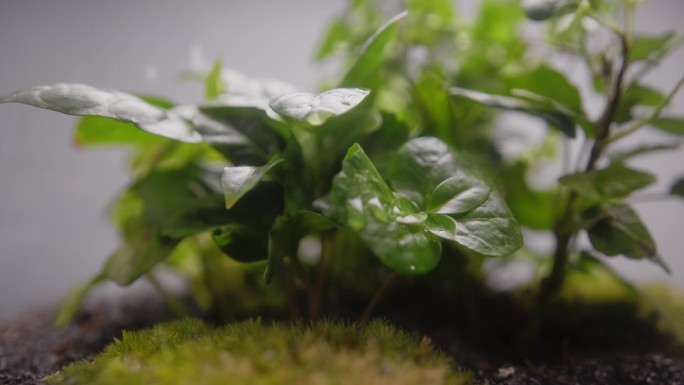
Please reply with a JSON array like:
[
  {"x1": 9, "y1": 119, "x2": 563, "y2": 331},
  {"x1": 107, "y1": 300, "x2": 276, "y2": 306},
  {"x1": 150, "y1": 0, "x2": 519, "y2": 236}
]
[
  {"x1": 505, "y1": 64, "x2": 583, "y2": 113},
  {"x1": 0, "y1": 84, "x2": 201, "y2": 142},
  {"x1": 502, "y1": 162, "x2": 557, "y2": 230},
  {"x1": 341, "y1": 11, "x2": 407, "y2": 89},
  {"x1": 269, "y1": 88, "x2": 370, "y2": 126},
  {"x1": 616, "y1": 84, "x2": 665, "y2": 123},
  {"x1": 205, "y1": 58, "x2": 225, "y2": 100},
  {"x1": 585, "y1": 204, "x2": 669, "y2": 272},
  {"x1": 55, "y1": 274, "x2": 106, "y2": 327},
  {"x1": 222, "y1": 159, "x2": 283, "y2": 209},
  {"x1": 609, "y1": 143, "x2": 680, "y2": 162},
  {"x1": 630, "y1": 32, "x2": 677, "y2": 62},
  {"x1": 650, "y1": 117, "x2": 684, "y2": 136}
]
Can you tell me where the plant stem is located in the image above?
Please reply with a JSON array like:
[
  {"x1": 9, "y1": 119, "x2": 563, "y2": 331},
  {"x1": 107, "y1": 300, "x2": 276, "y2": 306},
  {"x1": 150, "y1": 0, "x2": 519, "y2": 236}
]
[
  {"x1": 539, "y1": 27, "x2": 631, "y2": 304},
  {"x1": 360, "y1": 272, "x2": 400, "y2": 323},
  {"x1": 308, "y1": 232, "x2": 331, "y2": 321},
  {"x1": 278, "y1": 260, "x2": 301, "y2": 321}
]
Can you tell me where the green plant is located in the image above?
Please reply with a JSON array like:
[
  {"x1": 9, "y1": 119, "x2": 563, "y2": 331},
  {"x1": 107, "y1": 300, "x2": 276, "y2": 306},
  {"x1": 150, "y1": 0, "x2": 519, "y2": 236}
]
[{"x1": 1, "y1": 0, "x2": 682, "y2": 326}]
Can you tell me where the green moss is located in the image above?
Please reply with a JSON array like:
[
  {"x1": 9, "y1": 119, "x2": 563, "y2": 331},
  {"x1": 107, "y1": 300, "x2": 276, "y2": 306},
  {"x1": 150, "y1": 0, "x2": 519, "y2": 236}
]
[{"x1": 48, "y1": 319, "x2": 472, "y2": 385}]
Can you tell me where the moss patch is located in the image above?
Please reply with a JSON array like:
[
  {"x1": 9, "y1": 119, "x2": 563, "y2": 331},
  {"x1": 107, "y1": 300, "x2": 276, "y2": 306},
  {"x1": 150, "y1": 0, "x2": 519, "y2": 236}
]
[{"x1": 48, "y1": 319, "x2": 472, "y2": 385}]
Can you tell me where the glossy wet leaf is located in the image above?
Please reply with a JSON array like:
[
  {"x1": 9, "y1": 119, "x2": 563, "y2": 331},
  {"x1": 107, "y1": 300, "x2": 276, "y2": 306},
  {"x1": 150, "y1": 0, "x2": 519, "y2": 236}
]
[
  {"x1": 390, "y1": 137, "x2": 522, "y2": 256},
  {"x1": 329, "y1": 144, "x2": 441, "y2": 274},
  {"x1": 222, "y1": 159, "x2": 283, "y2": 209},
  {"x1": 269, "y1": 88, "x2": 370, "y2": 126},
  {"x1": 450, "y1": 87, "x2": 576, "y2": 137},
  {"x1": 0, "y1": 83, "x2": 202, "y2": 142},
  {"x1": 585, "y1": 204, "x2": 669, "y2": 272},
  {"x1": 650, "y1": 117, "x2": 684, "y2": 136},
  {"x1": 341, "y1": 11, "x2": 407, "y2": 89},
  {"x1": 425, "y1": 214, "x2": 459, "y2": 241}
]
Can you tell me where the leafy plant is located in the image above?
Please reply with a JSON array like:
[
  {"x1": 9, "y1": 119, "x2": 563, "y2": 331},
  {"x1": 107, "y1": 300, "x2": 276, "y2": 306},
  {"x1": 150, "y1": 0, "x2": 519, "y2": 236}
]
[{"x1": 1, "y1": 0, "x2": 681, "y2": 327}]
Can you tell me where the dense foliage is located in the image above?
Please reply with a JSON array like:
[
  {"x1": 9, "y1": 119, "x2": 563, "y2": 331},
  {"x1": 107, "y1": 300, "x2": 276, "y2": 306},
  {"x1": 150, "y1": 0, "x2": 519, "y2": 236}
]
[{"x1": 1, "y1": 0, "x2": 682, "y2": 326}]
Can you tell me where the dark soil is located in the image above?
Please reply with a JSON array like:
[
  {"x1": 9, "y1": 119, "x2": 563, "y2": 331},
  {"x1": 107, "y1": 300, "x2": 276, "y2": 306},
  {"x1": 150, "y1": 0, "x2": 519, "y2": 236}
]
[{"x1": 2, "y1": 287, "x2": 683, "y2": 385}]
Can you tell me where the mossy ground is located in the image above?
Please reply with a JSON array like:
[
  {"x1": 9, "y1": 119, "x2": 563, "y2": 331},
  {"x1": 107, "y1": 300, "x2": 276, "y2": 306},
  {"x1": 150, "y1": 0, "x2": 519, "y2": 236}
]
[{"x1": 47, "y1": 319, "x2": 472, "y2": 385}]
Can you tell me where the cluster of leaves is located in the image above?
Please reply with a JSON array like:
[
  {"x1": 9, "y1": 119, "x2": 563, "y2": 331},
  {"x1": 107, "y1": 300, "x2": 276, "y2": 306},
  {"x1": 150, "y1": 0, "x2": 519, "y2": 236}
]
[{"x1": 1, "y1": 0, "x2": 682, "y2": 323}]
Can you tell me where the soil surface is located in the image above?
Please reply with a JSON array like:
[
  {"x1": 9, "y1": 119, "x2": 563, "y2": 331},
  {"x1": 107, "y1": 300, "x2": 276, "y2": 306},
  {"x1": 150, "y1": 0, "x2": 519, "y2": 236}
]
[{"x1": 2, "y1": 294, "x2": 683, "y2": 385}]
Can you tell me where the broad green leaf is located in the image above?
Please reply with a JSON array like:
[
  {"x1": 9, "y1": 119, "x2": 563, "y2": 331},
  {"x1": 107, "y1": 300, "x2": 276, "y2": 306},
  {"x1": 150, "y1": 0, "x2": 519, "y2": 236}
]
[
  {"x1": 615, "y1": 84, "x2": 665, "y2": 123},
  {"x1": 269, "y1": 88, "x2": 370, "y2": 126},
  {"x1": 505, "y1": 65, "x2": 583, "y2": 113},
  {"x1": 221, "y1": 159, "x2": 283, "y2": 209},
  {"x1": 671, "y1": 177, "x2": 684, "y2": 198},
  {"x1": 501, "y1": 162, "x2": 557, "y2": 230},
  {"x1": 630, "y1": 32, "x2": 677, "y2": 62},
  {"x1": 449, "y1": 194, "x2": 523, "y2": 257},
  {"x1": 650, "y1": 117, "x2": 684, "y2": 136},
  {"x1": 329, "y1": 144, "x2": 441, "y2": 274},
  {"x1": 594, "y1": 164, "x2": 655, "y2": 198},
  {"x1": 341, "y1": 11, "x2": 407, "y2": 89},
  {"x1": 561, "y1": 164, "x2": 655, "y2": 200},
  {"x1": 133, "y1": 166, "x2": 227, "y2": 238},
  {"x1": 205, "y1": 58, "x2": 225, "y2": 100},
  {"x1": 74, "y1": 95, "x2": 176, "y2": 147},
  {"x1": 316, "y1": 19, "x2": 350, "y2": 60},
  {"x1": 425, "y1": 214, "x2": 459, "y2": 241},
  {"x1": 390, "y1": 137, "x2": 522, "y2": 256},
  {"x1": 0, "y1": 84, "x2": 202, "y2": 142},
  {"x1": 450, "y1": 87, "x2": 576, "y2": 137},
  {"x1": 413, "y1": 71, "x2": 455, "y2": 141},
  {"x1": 427, "y1": 175, "x2": 491, "y2": 214},
  {"x1": 585, "y1": 204, "x2": 669, "y2": 272}
]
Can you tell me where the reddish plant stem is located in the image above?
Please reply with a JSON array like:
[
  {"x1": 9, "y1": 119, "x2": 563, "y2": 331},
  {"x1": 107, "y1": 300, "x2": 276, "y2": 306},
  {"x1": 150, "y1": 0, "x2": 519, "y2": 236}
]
[
  {"x1": 360, "y1": 272, "x2": 401, "y2": 323},
  {"x1": 539, "y1": 33, "x2": 630, "y2": 304}
]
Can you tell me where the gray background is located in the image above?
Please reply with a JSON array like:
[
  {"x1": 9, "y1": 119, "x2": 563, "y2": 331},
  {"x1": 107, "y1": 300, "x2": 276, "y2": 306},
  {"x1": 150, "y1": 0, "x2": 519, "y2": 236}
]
[{"x1": 0, "y1": 0, "x2": 682, "y2": 320}]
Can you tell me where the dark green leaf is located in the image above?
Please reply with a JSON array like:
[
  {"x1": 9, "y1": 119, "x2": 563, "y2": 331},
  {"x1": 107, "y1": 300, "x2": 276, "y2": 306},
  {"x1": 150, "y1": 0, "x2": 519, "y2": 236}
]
[
  {"x1": 650, "y1": 117, "x2": 684, "y2": 136},
  {"x1": 341, "y1": 11, "x2": 407, "y2": 89},
  {"x1": 211, "y1": 183, "x2": 285, "y2": 263},
  {"x1": 425, "y1": 214, "x2": 459, "y2": 241},
  {"x1": 205, "y1": 58, "x2": 225, "y2": 100},
  {"x1": 103, "y1": 189, "x2": 180, "y2": 285},
  {"x1": 630, "y1": 32, "x2": 676, "y2": 62},
  {"x1": 616, "y1": 84, "x2": 665, "y2": 124},
  {"x1": 390, "y1": 137, "x2": 522, "y2": 256},
  {"x1": 670, "y1": 177, "x2": 684, "y2": 198},
  {"x1": 505, "y1": 64, "x2": 583, "y2": 113},
  {"x1": 0, "y1": 84, "x2": 201, "y2": 142},
  {"x1": 134, "y1": 166, "x2": 227, "y2": 238},
  {"x1": 221, "y1": 159, "x2": 283, "y2": 209},
  {"x1": 521, "y1": 0, "x2": 559, "y2": 21},
  {"x1": 585, "y1": 204, "x2": 669, "y2": 272},
  {"x1": 594, "y1": 164, "x2": 655, "y2": 198},
  {"x1": 269, "y1": 88, "x2": 370, "y2": 126},
  {"x1": 450, "y1": 87, "x2": 576, "y2": 137},
  {"x1": 560, "y1": 164, "x2": 655, "y2": 200}
]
